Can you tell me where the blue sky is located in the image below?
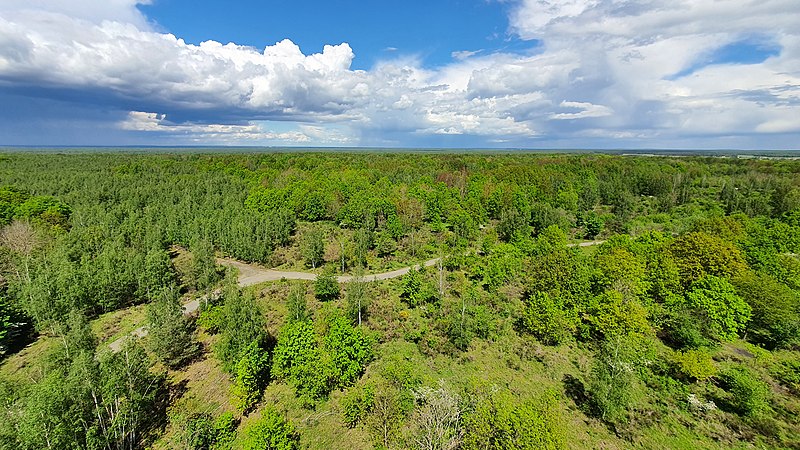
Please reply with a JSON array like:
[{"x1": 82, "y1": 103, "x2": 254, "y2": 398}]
[
  {"x1": 140, "y1": 0, "x2": 529, "y2": 70},
  {"x1": 0, "y1": 0, "x2": 798, "y2": 149}
]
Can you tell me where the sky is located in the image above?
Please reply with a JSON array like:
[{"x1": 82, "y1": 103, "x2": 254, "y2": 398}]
[{"x1": 0, "y1": 0, "x2": 798, "y2": 149}]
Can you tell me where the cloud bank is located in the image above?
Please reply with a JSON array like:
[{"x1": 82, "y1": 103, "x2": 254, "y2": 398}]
[{"x1": 0, "y1": 0, "x2": 798, "y2": 147}]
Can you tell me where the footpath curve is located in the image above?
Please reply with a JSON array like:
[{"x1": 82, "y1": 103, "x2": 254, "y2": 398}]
[
  {"x1": 218, "y1": 257, "x2": 443, "y2": 287},
  {"x1": 109, "y1": 240, "x2": 605, "y2": 351},
  {"x1": 218, "y1": 239, "x2": 605, "y2": 286}
]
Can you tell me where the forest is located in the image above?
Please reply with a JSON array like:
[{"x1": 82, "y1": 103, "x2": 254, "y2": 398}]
[{"x1": 0, "y1": 151, "x2": 799, "y2": 449}]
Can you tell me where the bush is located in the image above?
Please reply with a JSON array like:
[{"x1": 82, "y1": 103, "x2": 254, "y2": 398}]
[
  {"x1": 720, "y1": 366, "x2": 771, "y2": 418},
  {"x1": 673, "y1": 348, "x2": 716, "y2": 382},
  {"x1": 314, "y1": 272, "x2": 340, "y2": 301},
  {"x1": 231, "y1": 341, "x2": 270, "y2": 414},
  {"x1": 180, "y1": 412, "x2": 238, "y2": 450},
  {"x1": 341, "y1": 384, "x2": 375, "y2": 427},
  {"x1": 521, "y1": 291, "x2": 573, "y2": 345},
  {"x1": 685, "y1": 276, "x2": 751, "y2": 342},
  {"x1": 242, "y1": 407, "x2": 298, "y2": 450},
  {"x1": 463, "y1": 388, "x2": 566, "y2": 450}
]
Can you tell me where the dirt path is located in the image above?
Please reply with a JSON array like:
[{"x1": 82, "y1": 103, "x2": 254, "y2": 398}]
[
  {"x1": 219, "y1": 257, "x2": 442, "y2": 286},
  {"x1": 568, "y1": 240, "x2": 606, "y2": 248},
  {"x1": 108, "y1": 291, "x2": 218, "y2": 353},
  {"x1": 221, "y1": 240, "x2": 605, "y2": 286},
  {"x1": 109, "y1": 240, "x2": 606, "y2": 352}
]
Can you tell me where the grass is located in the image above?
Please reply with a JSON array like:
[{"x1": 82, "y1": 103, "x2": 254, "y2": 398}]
[
  {"x1": 91, "y1": 303, "x2": 148, "y2": 345},
  {"x1": 0, "y1": 335, "x2": 56, "y2": 384}
]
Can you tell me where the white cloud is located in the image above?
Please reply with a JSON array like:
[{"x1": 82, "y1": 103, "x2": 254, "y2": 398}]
[
  {"x1": 119, "y1": 111, "x2": 355, "y2": 145},
  {"x1": 451, "y1": 49, "x2": 482, "y2": 60},
  {"x1": 0, "y1": 0, "x2": 798, "y2": 147},
  {"x1": 550, "y1": 101, "x2": 613, "y2": 120}
]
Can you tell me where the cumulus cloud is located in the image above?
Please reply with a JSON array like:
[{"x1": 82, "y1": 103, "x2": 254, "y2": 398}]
[
  {"x1": 0, "y1": 0, "x2": 798, "y2": 147},
  {"x1": 505, "y1": 0, "x2": 800, "y2": 141}
]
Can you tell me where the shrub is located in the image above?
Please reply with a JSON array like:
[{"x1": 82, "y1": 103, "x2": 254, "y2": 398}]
[
  {"x1": 521, "y1": 291, "x2": 573, "y2": 345},
  {"x1": 673, "y1": 348, "x2": 716, "y2": 382},
  {"x1": 314, "y1": 272, "x2": 340, "y2": 301},
  {"x1": 685, "y1": 276, "x2": 751, "y2": 342},
  {"x1": 242, "y1": 407, "x2": 298, "y2": 450},
  {"x1": 324, "y1": 315, "x2": 373, "y2": 388},
  {"x1": 720, "y1": 366, "x2": 771, "y2": 418},
  {"x1": 463, "y1": 388, "x2": 566, "y2": 450},
  {"x1": 341, "y1": 384, "x2": 375, "y2": 427},
  {"x1": 231, "y1": 341, "x2": 270, "y2": 414}
]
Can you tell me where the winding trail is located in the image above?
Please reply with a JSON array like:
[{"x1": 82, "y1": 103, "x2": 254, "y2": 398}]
[
  {"x1": 218, "y1": 257, "x2": 443, "y2": 287},
  {"x1": 220, "y1": 240, "x2": 605, "y2": 287},
  {"x1": 108, "y1": 239, "x2": 605, "y2": 352}
]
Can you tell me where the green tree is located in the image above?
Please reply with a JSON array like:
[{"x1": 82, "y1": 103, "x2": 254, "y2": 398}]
[
  {"x1": 592, "y1": 246, "x2": 648, "y2": 298},
  {"x1": 449, "y1": 208, "x2": 477, "y2": 244},
  {"x1": 521, "y1": 291, "x2": 573, "y2": 345},
  {"x1": 271, "y1": 320, "x2": 330, "y2": 403},
  {"x1": 314, "y1": 272, "x2": 340, "y2": 301},
  {"x1": 497, "y1": 206, "x2": 529, "y2": 242},
  {"x1": 301, "y1": 226, "x2": 325, "y2": 269},
  {"x1": 231, "y1": 341, "x2": 270, "y2": 414},
  {"x1": 285, "y1": 284, "x2": 307, "y2": 323},
  {"x1": 216, "y1": 285, "x2": 267, "y2": 372},
  {"x1": 98, "y1": 341, "x2": 164, "y2": 450},
  {"x1": 586, "y1": 291, "x2": 650, "y2": 339},
  {"x1": 587, "y1": 334, "x2": 649, "y2": 424},
  {"x1": 401, "y1": 268, "x2": 429, "y2": 307},
  {"x1": 345, "y1": 277, "x2": 369, "y2": 326},
  {"x1": 583, "y1": 211, "x2": 603, "y2": 239},
  {"x1": 139, "y1": 246, "x2": 176, "y2": 299},
  {"x1": 463, "y1": 388, "x2": 566, "y2": 450},
  {"x1": 324, "y1": 315, "x2": 373, "y2": 388},
  {"x1": 179, "y1": 412, "x2": 236, "y2": 450},
  {"x1": 669, "y1": 232, "x2": 747, "y2": 284},
  {"x1": 242, "y1": 407, "x2": 299, "y2": 450},
  {"x1": 684, "y1": 276, "x2": 751, "y2": 342},
  {"x1": 353, "y1": 228, "x2": 372, "y2": 268},
  {"x1": 191, "y1": 239, "x2": 222, "y2": 292},
  {"x1": 733, "y1": 272, "x2": 800, "y2": 349},
  {"x1": 0, "y1": 296, "x2": 31, "y2": 357},
  {"x1": 374, "y1": 231, "x2": 397, "y2": 257},
  {"x1": 146, "y1": 288, "x2": 199, "y2": 369}
]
